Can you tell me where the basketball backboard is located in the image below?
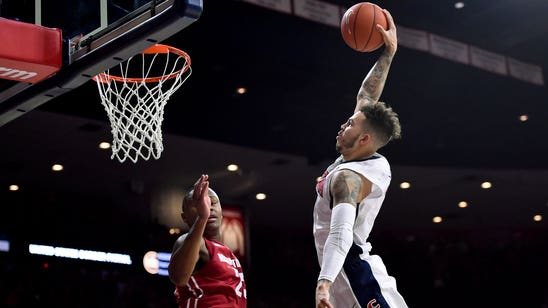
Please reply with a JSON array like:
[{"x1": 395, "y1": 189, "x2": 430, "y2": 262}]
[{"x1": 0, "y1": 0, "x2": 202, "y2": 126}]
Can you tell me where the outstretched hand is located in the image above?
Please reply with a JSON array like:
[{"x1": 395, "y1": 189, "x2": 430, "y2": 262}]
[
  {"x1": 377, "y1": 9, "x2": 397, "y2": 55},
  {"x1": 192, "y1": 174, "x2": 211, "y2": 220}
]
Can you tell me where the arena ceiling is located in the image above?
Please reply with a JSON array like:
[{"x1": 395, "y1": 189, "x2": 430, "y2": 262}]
[{"x1": 1, "y1": 0, "x2": 548, "y2": 237}]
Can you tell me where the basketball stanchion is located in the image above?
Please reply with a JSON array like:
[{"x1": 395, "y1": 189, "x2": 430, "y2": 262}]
[{"x1": 93, "y1": 44, "x2": 191, "y2": 163}]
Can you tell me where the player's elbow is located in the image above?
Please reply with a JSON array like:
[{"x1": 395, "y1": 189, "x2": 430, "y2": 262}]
[
  {"x1": 169, "y1": 273, "x2": 189, "y2": 287},
  {"x1": 331, "y1": 223, "x2": 354, "y2": 253},
  {"x1": 329, "y1": 202, "x2": 356, "y2": 253},
  {"x1": 168, "y1": 266, "x2": 190, "y2": 286}
]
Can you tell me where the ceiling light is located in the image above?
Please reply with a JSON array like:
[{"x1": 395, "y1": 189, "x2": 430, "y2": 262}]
[
  {"x1": 169, "y1": 228, "x2": 181, "y2": 235},
  {"x1": 99, "y1": 142, "x2": 111, "y2": 149},
  {"x1": 9, "y1": 185, "x2": 19, "y2": 191},
  {"x1": 454, "y1": 2, "x2": 465, "y2": 9},
  {"x1": 255, "y1": 193, "x2": 266, "y2": 200},
  {"x1": 458, "y1": 201, "x2": 468, "y2": 208},
  {"x1": 519, "y1": 115, "x2": 528, "y2": 122},
  {"x1": 432, "y1": 216, "x2": 443, "y2": 223},
  {"x1": 143, "y1": 251, "x2": 159, "y2": 275},
  {"x1": 236, "y1": 87, "x2": 247, "y2": 94},
  {"x1": 52, "y1": 164, "x2": 64, "y2": 171},
  {"x1": 481, "y1": 181, "x2": 492, "y2": 189},
  {"x1": 227, "y1": 164, "x2": 239, "y2": 172},
  {"x1": 400, "y1": 182, "x2": 411, "y2": 189},
  {"x1": 533, "y1": 215, "x2": 542, "y2": 222}
]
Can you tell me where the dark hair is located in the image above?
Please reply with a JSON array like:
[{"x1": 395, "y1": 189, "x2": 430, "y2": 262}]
[
  {"x1": 181, "y1": 185, "x2": 195, "y2": 211},
  {"x1": 359, "y1": 101, "x2": 402, "y2": 147}
]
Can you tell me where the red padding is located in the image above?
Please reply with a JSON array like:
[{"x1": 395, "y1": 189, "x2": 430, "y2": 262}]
[{"x1": 0, "y1": 17, "x2": 62, "y2": 83}]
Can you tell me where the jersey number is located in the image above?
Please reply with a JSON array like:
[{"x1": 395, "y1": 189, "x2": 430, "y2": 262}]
[{"x1": 232, "y1": 268, "x2": 247, "y2": 299}]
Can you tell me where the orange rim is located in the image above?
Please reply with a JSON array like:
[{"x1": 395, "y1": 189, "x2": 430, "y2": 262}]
[{"x1": 92, "y1": 44, "x2": 191, "y2": 83}]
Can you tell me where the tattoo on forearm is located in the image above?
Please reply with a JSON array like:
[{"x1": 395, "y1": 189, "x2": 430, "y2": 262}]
[
  {"x1": 358, "y1": 51, "x2": 393, "y2": 102},
  {"x1": 331, "y1": 170, "x2": 361, "y2": 204}
]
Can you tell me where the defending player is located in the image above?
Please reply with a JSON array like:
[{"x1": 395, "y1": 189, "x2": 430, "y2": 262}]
[{"x1": 168, "y1": 174, "x2": 247, "y2": 308}]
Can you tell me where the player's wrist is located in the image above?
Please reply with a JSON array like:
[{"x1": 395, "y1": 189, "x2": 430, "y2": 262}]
[
  {"x1": 316, "y1": 279, "x2": 332, "y2": 289},
  {"x1": 194, "y1": 216, "x2": 209, "y2": 226},
  {"x1": 383, "y1": 46, "x2": 397, "y2": 58}
]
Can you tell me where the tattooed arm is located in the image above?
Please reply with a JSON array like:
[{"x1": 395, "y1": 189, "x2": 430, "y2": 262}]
[
  {"x1": 316, "y1": 169, "x2": 372, "y2": 308},
  {"x1": 355, "y1": 9, "x2": 399, "y2": 113},
  {"x1": 329, "y1": 169, "x2": 372, "y2": 205}
]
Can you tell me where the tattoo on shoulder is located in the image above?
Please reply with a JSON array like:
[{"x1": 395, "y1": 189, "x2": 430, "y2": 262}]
[{"x1": 330, "y1": 170, "x2": 362, "y2": 204}]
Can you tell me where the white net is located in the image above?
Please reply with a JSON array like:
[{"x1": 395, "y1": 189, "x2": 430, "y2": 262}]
[{"x1": 94, "y1": 45, "x2": 191, "y2": 163}]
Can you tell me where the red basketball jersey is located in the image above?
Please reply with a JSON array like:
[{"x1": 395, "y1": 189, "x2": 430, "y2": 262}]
[{"x1": 174, "y1": 238, "x2": 247, "y2": 308}]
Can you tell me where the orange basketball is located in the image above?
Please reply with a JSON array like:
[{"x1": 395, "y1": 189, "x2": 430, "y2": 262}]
[{"x1": 341, "y1": 2, "x2": 388, "y2": 52}]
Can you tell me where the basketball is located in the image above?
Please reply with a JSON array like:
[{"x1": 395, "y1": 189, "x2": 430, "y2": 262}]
[{"x1": 341, "y1": 2, "x2": 388, "y2": 52}]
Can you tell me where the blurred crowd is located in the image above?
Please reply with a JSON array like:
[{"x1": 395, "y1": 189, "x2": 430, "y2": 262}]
[{"x1": 1, "y1": 225, "x2": 547, "y2": 307}]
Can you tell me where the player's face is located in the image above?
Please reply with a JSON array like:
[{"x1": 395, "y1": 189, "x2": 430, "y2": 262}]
[
  {"x1": 183, "y1": 189, "x2": 223, "y2": 234},
  {"x1": 205, "y1": 192, "x2": 223, "y2": 232},
  {"x1": 336, "y1": 112, "x2": 367, "y2": 154}
]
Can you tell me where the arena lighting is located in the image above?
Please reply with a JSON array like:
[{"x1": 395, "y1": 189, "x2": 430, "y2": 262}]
[
  {"x1": 28, "y1": 244, "x2": 132, "y2": 265},
  {"x1": 143, "y1": 251, "x2": 171, "y2": 276},
  {"x1": 0, "y1": 240, "x2": 9, "y2": 252}
]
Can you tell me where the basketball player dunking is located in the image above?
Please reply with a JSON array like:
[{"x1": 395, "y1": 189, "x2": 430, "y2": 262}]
[{"x1": 313, "y1": 9, "x2": 408, "y2": 308}]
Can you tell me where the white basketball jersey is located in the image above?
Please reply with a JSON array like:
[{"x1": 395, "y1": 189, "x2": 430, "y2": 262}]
[
  {"x1": 313, "y1": 153, "x2": 408, "y2": 308},
  {"x1": 313, "y1": 153, "x2": 391, "y2": 257}
]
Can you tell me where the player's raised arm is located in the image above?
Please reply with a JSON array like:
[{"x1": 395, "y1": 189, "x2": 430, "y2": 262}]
[
  {"x1": 168, "y1": 175, "x2": 211, "y2": 286},
  {"x1": 355, "y1": 9, "x2": 399, "y2": 113}
]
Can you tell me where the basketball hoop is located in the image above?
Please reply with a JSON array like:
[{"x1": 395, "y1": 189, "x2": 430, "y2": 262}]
[{"x1": 93, "y1": 44, "x2": 191, "y2": 163}]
